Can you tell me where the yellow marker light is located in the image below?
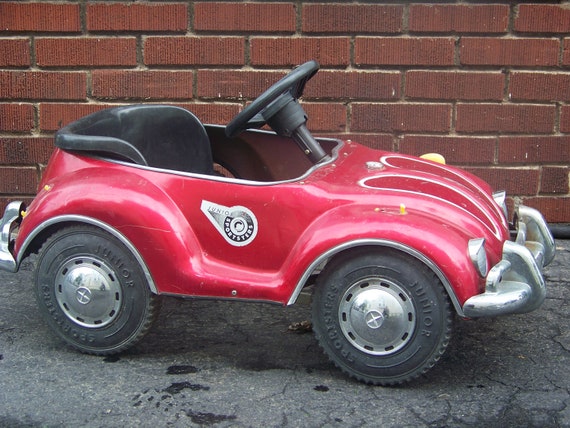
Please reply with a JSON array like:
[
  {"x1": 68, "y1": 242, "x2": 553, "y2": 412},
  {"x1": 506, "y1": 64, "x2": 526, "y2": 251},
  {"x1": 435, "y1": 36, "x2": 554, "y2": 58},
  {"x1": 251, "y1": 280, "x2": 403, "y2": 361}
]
[
  {"x1": 21, "y1": 210, "x2": 27, "y2": 218},
  {"x1": 44, "y1": 184, "x2": 52, "y2": 191},
  {"x1": 420, "y1": 153, "x2": 446, "y2": 164},
  {"x1": 400, "y1": 204, "x2": 407, "y2": 215}
]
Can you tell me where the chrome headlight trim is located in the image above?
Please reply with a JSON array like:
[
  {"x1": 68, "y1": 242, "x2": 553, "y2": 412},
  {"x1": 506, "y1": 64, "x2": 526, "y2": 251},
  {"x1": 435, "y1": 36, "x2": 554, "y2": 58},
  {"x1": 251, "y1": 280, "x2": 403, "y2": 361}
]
[
  {"x1": 468, "y1": 238, "x2": 488, "y2": 277},
  {"x1": 492, "y1": 190, "x2": 508, "y2": 220}
]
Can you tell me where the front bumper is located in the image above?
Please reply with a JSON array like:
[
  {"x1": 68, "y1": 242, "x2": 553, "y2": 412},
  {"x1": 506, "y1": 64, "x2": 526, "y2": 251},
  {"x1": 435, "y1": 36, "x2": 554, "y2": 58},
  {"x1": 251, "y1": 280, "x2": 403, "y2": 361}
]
[
  {"x1": 0, "y1": 201, "x2": 25, "y2": 273},
  {"x1": 463, "y1": 205, "x2": 555, "y2": 318}
]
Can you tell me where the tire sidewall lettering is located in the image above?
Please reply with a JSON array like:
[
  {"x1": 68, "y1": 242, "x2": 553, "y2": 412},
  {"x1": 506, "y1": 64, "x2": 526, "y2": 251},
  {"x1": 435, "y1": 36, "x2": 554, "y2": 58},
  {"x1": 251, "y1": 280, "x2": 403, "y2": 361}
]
[
  {"x1": 95, "y1": 244, "x2": 134, "y2": 285},
  {"x1": 34, "y1": 227, "x2": 154, "y2": 353},
  {"x1": 312, "y1": 250, "x2": 451, "y2": 384}
]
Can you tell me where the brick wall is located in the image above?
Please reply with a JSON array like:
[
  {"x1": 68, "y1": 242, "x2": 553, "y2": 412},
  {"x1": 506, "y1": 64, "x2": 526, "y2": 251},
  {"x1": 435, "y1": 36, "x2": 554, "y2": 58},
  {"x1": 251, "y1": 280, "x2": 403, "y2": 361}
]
[{"x1": 0, "y1": 1, "x2": 569, "y2": 224}]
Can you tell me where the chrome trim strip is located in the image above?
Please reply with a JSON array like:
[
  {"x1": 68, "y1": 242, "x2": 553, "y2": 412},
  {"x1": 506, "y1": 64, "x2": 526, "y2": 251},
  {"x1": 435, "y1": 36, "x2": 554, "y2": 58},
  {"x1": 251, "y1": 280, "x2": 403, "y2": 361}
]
[
  {"x1": 359, "y1": 173, "x2": 504, "y2": 240},
  {"x1": 287, "y1": 238, "x2": 464, "y2": 317},
  {"x1": 17, "y1": 215, "x2": 158, "y2": 294},
  {"x1": 381, "y1": 154, "x2": 508, "y2": 227}
]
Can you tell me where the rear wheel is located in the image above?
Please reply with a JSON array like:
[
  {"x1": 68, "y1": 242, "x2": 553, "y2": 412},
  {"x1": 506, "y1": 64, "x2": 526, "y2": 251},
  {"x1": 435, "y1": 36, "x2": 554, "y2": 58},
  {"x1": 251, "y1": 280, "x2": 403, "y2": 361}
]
[
  {"x1": 312, "y1": 248, "x2": 452, "y2": 385},
  {"x1": 34, "y1": 225, "x2": 160, "y2": 354}
]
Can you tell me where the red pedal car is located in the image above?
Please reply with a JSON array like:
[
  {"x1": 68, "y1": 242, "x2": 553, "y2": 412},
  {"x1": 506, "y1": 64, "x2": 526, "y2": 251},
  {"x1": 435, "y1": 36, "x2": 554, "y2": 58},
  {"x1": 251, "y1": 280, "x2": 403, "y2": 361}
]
[{"x1": 0, "y1": 61, "x2": 555, "y2": 385}]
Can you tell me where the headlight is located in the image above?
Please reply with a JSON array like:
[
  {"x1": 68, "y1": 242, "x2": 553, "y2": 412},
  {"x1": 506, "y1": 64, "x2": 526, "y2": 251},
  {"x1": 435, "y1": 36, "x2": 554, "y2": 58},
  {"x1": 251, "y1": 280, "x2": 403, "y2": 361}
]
[
  {"x1": 468, "y1": 238, "x2": 488, "y2": 277},
  {"x1": 493, "y1": 190, "x2": 508, "y2": 220}
]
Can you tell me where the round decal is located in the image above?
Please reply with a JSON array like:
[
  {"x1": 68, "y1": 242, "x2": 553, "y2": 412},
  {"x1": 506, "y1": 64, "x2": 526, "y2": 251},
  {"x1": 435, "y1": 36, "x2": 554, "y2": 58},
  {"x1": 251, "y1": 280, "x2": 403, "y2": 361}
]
[
  {"x1": 223, "y1": 210, "x2": 256, "y2": 244},
  {"x1": 200, "y1": 200, "x2": 258, "y2": 247}
]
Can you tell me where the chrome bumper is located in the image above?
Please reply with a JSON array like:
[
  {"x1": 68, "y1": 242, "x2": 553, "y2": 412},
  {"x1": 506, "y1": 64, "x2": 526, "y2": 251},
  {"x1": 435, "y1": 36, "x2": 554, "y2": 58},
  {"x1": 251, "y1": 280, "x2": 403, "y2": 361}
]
[
  {"x1": 463, "y1": 205, "x2": 555, "y2": 318},
  {"x1": 0, "y1": 201, "x2": 25, "y2": 273}
]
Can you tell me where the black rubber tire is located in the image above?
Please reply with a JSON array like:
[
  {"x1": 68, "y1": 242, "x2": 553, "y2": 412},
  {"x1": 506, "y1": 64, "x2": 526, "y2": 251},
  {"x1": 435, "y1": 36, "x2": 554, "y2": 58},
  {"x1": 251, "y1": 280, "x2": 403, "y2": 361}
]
[
  {"x1": 312, "y1": 248, "x2": 452, "y2": 385},
  {"x1": 34, "y1": 225, "x2": 160, "y2": 355}
]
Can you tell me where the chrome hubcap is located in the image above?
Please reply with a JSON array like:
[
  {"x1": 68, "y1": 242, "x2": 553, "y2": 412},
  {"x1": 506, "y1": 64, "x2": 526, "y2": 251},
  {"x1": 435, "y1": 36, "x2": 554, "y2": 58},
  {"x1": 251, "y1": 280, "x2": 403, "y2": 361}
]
[
  {"x1": 55, "y1": 256, "x2": 122, "y2": 328},
  {"x1": 339, "y1": 277, "x2": 416, "y2": 356}
]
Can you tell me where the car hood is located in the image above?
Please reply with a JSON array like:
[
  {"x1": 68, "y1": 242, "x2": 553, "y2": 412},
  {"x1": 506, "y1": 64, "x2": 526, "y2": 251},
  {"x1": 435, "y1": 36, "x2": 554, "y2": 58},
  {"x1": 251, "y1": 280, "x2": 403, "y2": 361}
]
[{"x1": 327, "y1": 145, "x2": 510, "y2": 246}]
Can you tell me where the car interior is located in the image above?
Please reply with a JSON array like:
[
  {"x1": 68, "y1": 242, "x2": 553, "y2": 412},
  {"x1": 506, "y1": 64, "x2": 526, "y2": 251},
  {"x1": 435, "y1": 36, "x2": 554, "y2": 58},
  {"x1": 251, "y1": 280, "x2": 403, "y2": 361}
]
[{"x1": 54, "y1": 104, "x2": 340, "y2": 183}]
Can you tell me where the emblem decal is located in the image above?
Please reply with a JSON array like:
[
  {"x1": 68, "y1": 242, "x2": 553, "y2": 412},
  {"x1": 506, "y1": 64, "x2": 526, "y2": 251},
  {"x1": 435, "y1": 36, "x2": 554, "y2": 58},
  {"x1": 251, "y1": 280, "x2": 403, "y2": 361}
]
[{"x1": 201, "y1": 200, "x2": 258, "y2": 247}]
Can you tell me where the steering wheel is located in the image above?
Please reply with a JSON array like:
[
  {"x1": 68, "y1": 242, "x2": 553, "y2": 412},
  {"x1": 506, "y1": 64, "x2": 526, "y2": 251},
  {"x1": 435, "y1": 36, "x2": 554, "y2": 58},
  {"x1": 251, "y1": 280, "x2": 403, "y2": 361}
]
[
  {"x1": 225, "y1": 60, "x2": 328, "y2": 163},
  {"x1": 225, "y1": 60, "x2": 319, "y2": 138}
]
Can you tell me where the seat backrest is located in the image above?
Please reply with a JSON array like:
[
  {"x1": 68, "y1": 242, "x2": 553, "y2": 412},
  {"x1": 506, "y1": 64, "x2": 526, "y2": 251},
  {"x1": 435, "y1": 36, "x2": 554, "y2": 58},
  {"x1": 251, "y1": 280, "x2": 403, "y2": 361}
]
[{"x1": 55, "y1": 105, "x2": 214, "y2": 175}]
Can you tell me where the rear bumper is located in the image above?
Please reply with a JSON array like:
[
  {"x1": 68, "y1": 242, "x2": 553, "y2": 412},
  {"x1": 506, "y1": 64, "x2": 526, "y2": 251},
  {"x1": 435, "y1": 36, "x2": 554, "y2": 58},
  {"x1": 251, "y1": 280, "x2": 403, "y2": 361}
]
[
  {"x1": 463, "y1": 205, "x2": 555, "y2": 318},
  {"x1": 0, "y1": 201, "x2": 25, "y2": 273}
]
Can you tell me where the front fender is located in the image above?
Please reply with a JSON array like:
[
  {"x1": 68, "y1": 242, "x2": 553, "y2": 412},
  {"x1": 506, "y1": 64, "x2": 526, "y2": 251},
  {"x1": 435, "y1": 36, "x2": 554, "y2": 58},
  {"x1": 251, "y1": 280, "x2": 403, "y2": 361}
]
[
  {"x1": 16, "y1": 168, "x2": 202, "y2": 295},
  {"x1": 284, "y1": 203, "x2": 488, "y2": 315}
]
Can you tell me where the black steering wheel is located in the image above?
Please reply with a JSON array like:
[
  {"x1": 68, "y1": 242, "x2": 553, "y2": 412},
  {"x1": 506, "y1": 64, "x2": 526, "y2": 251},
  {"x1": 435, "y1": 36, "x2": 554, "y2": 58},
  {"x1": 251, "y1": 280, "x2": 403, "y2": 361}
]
[{"x1": 225, "y1": 61, "x2": 329, "y2": 164}]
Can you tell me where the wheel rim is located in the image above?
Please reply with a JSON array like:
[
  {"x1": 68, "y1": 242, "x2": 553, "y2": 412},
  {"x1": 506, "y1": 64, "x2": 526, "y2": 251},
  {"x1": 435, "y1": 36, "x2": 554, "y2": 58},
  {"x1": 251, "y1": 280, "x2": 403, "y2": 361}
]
[
  {"x1": 55, "y1": 256, "x2": 122, "y2": 328},
  {"x1": 338, "y1": 277, "x2": 416, "y2": 356}
]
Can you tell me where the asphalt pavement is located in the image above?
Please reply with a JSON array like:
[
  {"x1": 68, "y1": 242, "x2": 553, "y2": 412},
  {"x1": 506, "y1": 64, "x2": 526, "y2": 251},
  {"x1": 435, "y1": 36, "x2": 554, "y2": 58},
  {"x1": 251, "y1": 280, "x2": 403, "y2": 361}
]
[{"x1": 0, "y1": 240, "x2": 569, "y2": 428}]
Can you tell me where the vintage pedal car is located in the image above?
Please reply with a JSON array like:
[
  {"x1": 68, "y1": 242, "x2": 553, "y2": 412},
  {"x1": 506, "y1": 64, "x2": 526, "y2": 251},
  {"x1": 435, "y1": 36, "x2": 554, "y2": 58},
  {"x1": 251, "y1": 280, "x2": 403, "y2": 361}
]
[{"x1": 0, "y1": 61, "x2": 555, "y2": 385}]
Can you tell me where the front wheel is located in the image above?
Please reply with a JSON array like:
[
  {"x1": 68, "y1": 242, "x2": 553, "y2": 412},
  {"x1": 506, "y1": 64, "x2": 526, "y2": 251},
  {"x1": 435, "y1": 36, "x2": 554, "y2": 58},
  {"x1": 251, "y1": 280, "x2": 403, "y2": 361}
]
[
  {"x1": 312, "y1": 248, "x2": 452, "y2": 385},
  {"x1": 34, "y1": 225, "x2": 160, "y2": 355}
]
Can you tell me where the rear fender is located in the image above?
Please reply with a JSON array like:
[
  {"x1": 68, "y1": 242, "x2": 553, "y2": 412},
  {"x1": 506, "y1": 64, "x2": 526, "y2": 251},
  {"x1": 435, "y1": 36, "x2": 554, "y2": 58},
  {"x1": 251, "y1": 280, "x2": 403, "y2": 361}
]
[{"x1": 15, "y1": 168, "x2": 202, "y2": 295}]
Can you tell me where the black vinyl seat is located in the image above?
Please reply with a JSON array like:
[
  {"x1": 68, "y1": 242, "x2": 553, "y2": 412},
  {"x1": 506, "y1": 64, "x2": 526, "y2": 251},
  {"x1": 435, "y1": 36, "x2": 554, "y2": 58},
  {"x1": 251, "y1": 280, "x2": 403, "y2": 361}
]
[{"x1": 55, "y1": 105, "x2": 214, "y2": 175}]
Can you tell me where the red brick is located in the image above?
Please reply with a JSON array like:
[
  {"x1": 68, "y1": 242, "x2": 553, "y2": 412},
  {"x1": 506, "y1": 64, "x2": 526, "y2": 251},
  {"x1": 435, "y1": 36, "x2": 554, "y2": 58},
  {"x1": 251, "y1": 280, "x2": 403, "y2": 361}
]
[
  {"x1": 399, "y1": 136, "x2": 496, "y2": 165},
  {"x1": 302, "y1": 103, "x2": 346, "y2": 133},
  {"x1": 351, "y1": 103, "x2": 452, "y2": 133},
  {"x1": 144, "y1": 37, "x2": 244, "y2": 66},
  {"x1": 406, "y1": 71, "x2": 504, "y2": 101},
  {"x1": 40, "y1": 104, "x2": 112, "y2": 132},
  {"x1": 40, "y1": 103, "x2": 241, "y2": 132},
  {"x1": 465, "y1": 167, "x2": 539, "y2": 196},
  {"x1": 540, "y1": 167, "x2": 569, "y2": 194},
  {"x1": 460, "y1": 37, "x2": 559, "y2": 66},
  {"x1": 312, "y1": 133, "x2": 394, "y2": 151},
  {"x1": 0, "y1": 39, "x2": 30, "y2": 67},
  {"x1": 0, "y1": 71, "x2": 86, "y2": 101},
  {"x1": 250, "y1": 38, "x2": 350, "y2": 67},
  {"x1": 194, "y1": 3, "x2": 294, "y2": 33},
  {"x1": 456, "y1": 104, "x2": 555, "y2": 134},
  {"x1": 498, "y1": 136, "x2": 570, "y2": 164},
  {"x1": 197, "y1": 70, "x2": 284, "y2": 99},
  {"x1": 563, "y1": 39, "x2": 570, "y2": 66},
  {"x1": 409, "y1": 5, "x2": 509, "y2": 33},
  {"x1": 0, "y1": 167, "x2": 38, "y2": 194},
  {"x1": 339, "y1": 134, "x2": 394, "y2": 151},
  {"x1": 36, "y1": 38, "x2": 137, "y2": 68},
  {"x1": 87, "y1": 3, "x2": 187, "y2": 32},
  {"x1": 0, "y1": 138, "x2": 53, "y2": 165},
  {"x1": 509, "y1": 72, "x2": 570, "y2": 102},
  {"x1": 0, "y1": 3, "x2": 80, "y2": 32},
  {"x1": 92, "y1": 71, "x2": 193, "y2": 101},
  {"x1": 304, "y1": 71, "x2": 400, "y2": 101},
  {"x1": 355, "y1": 37, "x2": 455, "y2": 66},
  {"x1": 522, "y1": 197, "x2": 570, "y2": 223},
  {"x1": 0, "y1": 103, "x2": 34, "y2": 132},
  {"x1": 176, "y1": 103, "x2": 240, "y2": 126},
  {"x1": 562, "y1": 106, "x2": 570, "y2": 133},
  {"x1": 515, "y1": 4, "x2": 570, "y2": 33},
  {"x1": 302, "y1": 4, "x2": 403, "y2": 34}
]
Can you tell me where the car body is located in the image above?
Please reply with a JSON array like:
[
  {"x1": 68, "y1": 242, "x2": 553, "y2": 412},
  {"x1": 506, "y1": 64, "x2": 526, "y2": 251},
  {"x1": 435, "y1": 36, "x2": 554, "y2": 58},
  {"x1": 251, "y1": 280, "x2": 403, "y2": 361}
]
[{"x1": 0, "y1": 61, "x2": 555, "y2": 385}]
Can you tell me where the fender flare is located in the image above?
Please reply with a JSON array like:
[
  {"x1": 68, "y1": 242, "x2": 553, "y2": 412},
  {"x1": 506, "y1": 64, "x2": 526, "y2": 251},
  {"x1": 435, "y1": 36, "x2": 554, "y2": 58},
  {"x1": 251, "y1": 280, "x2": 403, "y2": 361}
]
[
  {"x1": 17, "y1": 214, "x2": 159, "y2": 294},
  {"x1": 288, "y1": 238, "x2": 466, "y2": 317}
]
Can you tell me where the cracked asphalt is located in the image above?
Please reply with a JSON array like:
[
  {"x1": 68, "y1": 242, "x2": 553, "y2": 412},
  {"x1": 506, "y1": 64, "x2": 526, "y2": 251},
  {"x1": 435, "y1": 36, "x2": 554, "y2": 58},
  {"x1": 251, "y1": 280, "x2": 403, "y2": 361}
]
[{"x1": 0, "y1": 240, "x2": 568, "y2": 427}]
